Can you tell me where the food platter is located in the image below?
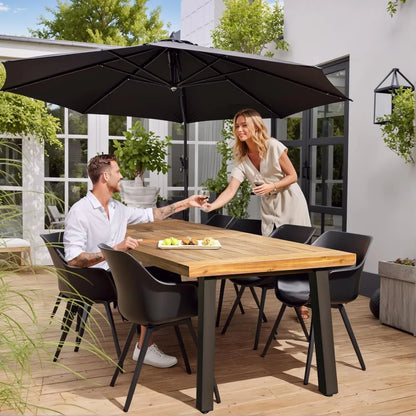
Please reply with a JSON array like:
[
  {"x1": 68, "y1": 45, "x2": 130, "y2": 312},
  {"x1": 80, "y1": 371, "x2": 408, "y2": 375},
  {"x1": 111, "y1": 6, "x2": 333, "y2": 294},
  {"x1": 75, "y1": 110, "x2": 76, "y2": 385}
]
[{"x1": 158, "y1": 239, "x2": 221, "y2": 250}]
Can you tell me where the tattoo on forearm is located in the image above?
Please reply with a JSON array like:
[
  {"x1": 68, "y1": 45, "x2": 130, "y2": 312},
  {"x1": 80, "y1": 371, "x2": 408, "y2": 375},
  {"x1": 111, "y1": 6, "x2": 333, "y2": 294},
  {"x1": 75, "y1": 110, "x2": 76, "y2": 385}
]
[
  {"x1": 69, "y1": 252, "x2": 103, "y2": 267},
  {"x1": 154, "y1": 200, "x2": 187, "y2": 221}
]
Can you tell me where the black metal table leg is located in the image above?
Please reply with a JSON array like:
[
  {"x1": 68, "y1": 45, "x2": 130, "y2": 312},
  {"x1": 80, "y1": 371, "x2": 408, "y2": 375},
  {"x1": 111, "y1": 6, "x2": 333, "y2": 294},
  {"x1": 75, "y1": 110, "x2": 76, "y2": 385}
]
[
  {"x1": 196, "y1": 277, "x2": 217, "y2": 413},
  {"x1": 308, "y1": 269, "x2": 338, "y2": 396}
]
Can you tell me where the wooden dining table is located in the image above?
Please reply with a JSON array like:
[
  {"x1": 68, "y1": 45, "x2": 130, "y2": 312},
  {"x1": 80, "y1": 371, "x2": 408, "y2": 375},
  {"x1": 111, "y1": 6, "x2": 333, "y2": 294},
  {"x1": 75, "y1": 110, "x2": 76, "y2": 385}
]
[{"x1": 127, "y1": 219, "x2": 356, "y2": 414}]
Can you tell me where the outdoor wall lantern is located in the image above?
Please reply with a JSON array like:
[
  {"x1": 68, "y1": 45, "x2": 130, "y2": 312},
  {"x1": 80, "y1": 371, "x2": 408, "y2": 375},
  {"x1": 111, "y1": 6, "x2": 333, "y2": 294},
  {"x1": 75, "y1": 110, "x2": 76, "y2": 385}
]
[{"x1": 373, "y1": 68, "x2": 415, "y2": 124}]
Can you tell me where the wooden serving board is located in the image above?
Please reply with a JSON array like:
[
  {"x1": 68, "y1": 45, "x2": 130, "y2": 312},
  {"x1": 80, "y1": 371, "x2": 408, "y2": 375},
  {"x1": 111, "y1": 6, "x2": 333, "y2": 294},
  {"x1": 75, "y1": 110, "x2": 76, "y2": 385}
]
[{"x1": 158, "y1": 239, "x2": 221, "y2": 250}]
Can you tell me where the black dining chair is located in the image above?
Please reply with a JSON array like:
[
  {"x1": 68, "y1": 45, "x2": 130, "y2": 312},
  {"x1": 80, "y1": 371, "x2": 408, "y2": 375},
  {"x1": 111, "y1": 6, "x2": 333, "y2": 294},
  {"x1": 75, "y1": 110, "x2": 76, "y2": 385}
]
[
  {"x1": 40, "y1": 232, "x2": 121, "y2": 361},
  {"x1": 204, "y1": 213, "x2": 235, "y2": 228},
  {"x1": 215, "y1": 217, "x2": 262, "y2": 327},
  {"x1": 99, "y1": 243, "x2": 221, "y2": 412},
  {"x1": 220, "y1": 224, "x2": 316, "y2": 350},
  {"x1": 261, "y1": 230, "x2": 372, "y2": 385}
]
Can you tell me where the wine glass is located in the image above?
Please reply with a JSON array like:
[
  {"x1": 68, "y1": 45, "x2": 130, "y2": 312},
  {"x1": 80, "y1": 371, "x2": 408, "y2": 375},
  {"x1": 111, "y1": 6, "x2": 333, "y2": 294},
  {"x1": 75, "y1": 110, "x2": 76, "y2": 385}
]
[
  {"x1": 200, "y1": 187, "x2": 210, "y2": 210},
  {"x1": 253, "y1": 173, "x2": 264, "y2": 187}
]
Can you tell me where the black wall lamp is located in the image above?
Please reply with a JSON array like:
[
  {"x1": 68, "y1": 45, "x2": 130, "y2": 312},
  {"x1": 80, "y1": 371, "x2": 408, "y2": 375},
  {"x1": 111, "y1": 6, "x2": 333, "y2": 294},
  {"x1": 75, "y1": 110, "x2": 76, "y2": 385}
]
[{"x1": 373, "y1": 68, "x2": 414, "y2": 124}]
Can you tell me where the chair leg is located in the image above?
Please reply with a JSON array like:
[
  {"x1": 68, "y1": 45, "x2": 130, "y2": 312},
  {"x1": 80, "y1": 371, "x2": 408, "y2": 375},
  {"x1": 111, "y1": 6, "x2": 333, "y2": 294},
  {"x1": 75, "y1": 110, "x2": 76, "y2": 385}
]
[
  {"x1": 104, "y1": 301, "x2": 121, "y2": 358},
  {"x1": 74, "y1": 303, "x2": 91, "y2": 352},
  {"x1": 186, "y1": 320, "x2": 221, "y2": 404},
  {"x1": 174, "y1": 325, "x2": 191, "y2": 374},
  {"x1": 54, "y1": 301, "x2": 78, "y2": 362},
  {"x1": 253, "y1": 287, "x2": 268, "y2": 350},
  {"x1": 221, "y1": 286, "x2": 246, "y2": 335},
  {"x1": 216, "y1": 280, "x2": 245, "y2": 327},
  {"x1": 216, "y1": 279, "x2": 226, "y2": 327},
  {"x1": 233, "y1": 283, "x2": 245, "y2": 315},
  {"x1": 123, "y1": 327, "x2": 154, "y2": 412},
  {"x1": 51, "y1": 293, "x2": 62, "y2": 319},
  {"x1": 304, "y1": 320, "x2": 314, "y2": 385},
  {"x1": 261, "y1": 304, "x2": 287, "y2": 358},
  {"x1": 111, "y1": 323, "x2": 137, "y2": 387},
  {"x1": 338, "y1": 305, "x2": 366, "y2": 370},
  {"x1": 248, "y1": 287, "x2": 267, "y2": 323},
  {"x1": 294, "y1": 306, "x2": 310, "y2": 340}
]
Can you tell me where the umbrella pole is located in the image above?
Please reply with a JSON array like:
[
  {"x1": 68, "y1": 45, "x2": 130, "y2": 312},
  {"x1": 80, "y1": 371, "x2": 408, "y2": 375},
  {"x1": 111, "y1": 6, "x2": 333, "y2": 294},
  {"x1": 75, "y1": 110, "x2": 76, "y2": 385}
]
[{"x1": 182, "y1": 122, "x2": 189, "y2": 221}]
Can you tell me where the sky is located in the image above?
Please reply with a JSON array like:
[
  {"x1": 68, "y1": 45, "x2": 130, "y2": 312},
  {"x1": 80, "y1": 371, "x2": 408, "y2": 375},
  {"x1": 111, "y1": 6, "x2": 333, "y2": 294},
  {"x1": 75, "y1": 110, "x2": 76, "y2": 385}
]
[{"x1": 0, "y1": 0, "x2": 181, "y2": 37}]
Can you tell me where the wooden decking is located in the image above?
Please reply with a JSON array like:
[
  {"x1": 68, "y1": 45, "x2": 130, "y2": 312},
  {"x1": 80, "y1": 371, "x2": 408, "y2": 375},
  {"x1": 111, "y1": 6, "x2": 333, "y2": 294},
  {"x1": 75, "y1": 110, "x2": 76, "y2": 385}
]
[{"x1": 3, "y1": 267, "x2": 416, "y2": 415}]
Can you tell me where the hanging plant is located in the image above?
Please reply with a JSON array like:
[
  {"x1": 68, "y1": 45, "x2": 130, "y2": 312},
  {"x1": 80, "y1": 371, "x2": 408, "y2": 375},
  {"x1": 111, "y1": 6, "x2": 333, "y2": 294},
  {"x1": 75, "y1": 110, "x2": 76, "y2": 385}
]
[{"x1": 377, "y1": 87, "x2": 416, "y2": 164}]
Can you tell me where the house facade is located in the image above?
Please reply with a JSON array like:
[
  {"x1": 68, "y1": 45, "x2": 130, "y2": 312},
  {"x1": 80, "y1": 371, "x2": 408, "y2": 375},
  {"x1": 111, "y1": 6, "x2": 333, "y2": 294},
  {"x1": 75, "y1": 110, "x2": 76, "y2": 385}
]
[{"x1": 1, "y1": 0, "x2": 416, "y2": 287}]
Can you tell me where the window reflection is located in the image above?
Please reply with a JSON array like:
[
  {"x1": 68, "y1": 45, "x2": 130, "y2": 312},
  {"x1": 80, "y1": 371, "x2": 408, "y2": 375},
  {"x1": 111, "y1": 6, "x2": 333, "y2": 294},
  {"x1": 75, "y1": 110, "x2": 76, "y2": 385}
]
[
  {"x1": 287, "y1": 146, "x2": 301, "y2": 177},
  {"x1": 311, "y1": 70, "x2": 346, "y2": 138},
  {"x1": 0, "y1": 190, "x2": 23, "y2": 237},
  {"x1": 69, "y1": 138, "x2": 88, "y2": 178},
  {"x1": 0, "y1": 138, "x2": 22, "y2": 186},
  {"x1": 44, "y1": 138, "x2": 64, "y2": 177},
  {"x1": 109, "y1": 115, "x2": 127, "y2": 136},
  {"x1": 309, "y1": 144, "x2": 343, "y2": 208},
  {"x1": 69, "y1": 182, "x2": 88, "y2": 207},
  {"x1": 48, "y1": 104, "x2": 65, "y2": 133},
  {"x1": 68, "y1": 109, "x2": 88, "y2": 135},
  {"x1": 275, "y1": 112, "x2": 302, "y2": 141}
]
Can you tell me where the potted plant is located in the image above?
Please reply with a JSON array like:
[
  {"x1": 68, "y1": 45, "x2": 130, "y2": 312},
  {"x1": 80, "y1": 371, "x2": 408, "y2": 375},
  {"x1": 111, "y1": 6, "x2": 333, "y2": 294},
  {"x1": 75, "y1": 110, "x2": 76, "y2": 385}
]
[
  {"x1": 201, "y1": 120, "x2": 252, "y2": 220},
  {"x1": 378, "y1": 257, "x2": 416, "y2": 335},
  {"x1": 113, "y1": 120, "x2": 171, "y2": 208},
  {"x1": 377, "y1": 87, "x2": 416, "y2": 163}
]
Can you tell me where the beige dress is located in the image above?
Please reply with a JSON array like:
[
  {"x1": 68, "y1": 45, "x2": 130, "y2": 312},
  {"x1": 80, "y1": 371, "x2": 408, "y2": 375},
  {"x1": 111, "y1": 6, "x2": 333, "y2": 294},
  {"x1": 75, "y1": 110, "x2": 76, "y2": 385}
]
[{"x1": 231, "y1": 138, "x2": 311, "y2": 236}]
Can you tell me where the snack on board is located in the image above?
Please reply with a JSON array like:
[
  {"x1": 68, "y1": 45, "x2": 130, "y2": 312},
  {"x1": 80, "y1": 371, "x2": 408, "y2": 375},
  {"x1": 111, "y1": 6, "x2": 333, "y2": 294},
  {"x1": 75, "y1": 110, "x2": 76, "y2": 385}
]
[
  {"x1": 182, "y1": 236, "x2": 198, "y2": 245},
  {"x1": 202, "y1": 237, "x2": 216, "y2": 246},
  {"x1": 161, "y1": 237, "x2": 180, "y2": 246}
]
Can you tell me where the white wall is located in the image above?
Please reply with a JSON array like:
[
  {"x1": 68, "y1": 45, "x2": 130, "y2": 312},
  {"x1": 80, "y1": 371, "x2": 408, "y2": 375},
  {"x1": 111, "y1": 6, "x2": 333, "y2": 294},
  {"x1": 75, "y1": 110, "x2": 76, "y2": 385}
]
[
  {"x1": 272, "y1": 0, "x2": 416, "y2": 273},
  {"x1": 181, "y1": 0, "x2": 224, "y2": 46}
]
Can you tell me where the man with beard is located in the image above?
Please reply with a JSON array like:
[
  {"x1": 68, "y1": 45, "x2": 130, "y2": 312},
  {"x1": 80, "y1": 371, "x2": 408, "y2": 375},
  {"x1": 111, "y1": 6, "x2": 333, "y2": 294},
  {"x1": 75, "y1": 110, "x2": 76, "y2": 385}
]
[{"x1": 64, "y1": 153, "x2": 206, "y2": 368}]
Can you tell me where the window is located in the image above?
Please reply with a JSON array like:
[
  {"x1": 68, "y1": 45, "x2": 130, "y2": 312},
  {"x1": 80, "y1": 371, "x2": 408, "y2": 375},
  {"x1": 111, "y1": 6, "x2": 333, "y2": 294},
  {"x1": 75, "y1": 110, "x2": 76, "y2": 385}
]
[{"x1": 44, "y1": 105, "x2": 89, "y2": 227}]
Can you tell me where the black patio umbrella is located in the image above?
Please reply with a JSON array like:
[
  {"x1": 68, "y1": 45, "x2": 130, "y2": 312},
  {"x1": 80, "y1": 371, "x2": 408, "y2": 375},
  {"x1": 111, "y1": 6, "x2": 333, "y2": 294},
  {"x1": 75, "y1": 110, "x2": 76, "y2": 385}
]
[{"x1": 1, "y1": 38, "x2": 349, "y2": 199}]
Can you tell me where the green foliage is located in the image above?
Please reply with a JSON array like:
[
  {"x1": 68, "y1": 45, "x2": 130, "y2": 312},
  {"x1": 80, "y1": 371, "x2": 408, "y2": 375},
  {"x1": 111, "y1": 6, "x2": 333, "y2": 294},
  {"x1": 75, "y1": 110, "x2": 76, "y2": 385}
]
[
  {"x1": 211, "y1": 0, "x2": 288, "y2": 56},
  {"x1": 0, "y1": 62, "x2": 62, "y2": 148},
  {"x1": 377, "y1": 87, "x2": 416, "y2": 164},
  {"x1": 395, "y1": 257, "x2": 416, "y2": 266},
  {"x1": 202, "y1": 120, "x2": 251, "y2": 219},
  {"x1": 113, "y1": 120, "x2": 171, "y2": 185},
  {"x1": 387, "y1": 0, "x2": 407, "y2": 16},
  {"x1": 0, "y1": 274, "x2": 42, "y2": 412},
  {"x1": 29, "y1": 0, "x2": 169, "y2": 46}
]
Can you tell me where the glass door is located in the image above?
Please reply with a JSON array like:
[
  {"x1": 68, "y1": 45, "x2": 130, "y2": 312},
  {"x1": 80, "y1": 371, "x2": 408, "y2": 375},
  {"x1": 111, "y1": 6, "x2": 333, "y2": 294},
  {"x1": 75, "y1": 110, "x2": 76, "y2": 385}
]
[{"x1": 273, "y1": 58, "x2": 349, "y2": 235}]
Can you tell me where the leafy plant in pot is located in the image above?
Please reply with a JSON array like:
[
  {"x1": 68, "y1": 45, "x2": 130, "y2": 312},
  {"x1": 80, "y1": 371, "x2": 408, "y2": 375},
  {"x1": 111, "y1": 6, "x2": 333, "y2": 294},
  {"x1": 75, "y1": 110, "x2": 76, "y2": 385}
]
[{"x1": 113, "y1": 120, "x2": 171, "y2": 208}]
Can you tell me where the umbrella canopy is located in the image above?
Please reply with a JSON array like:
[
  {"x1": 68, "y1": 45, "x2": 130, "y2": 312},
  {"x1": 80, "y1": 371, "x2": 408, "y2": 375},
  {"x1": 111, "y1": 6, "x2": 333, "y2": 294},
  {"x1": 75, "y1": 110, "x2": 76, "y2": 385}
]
[
  {"x1": 2, "y1": 39, "x2": 348, "y2": 122},
  {"x1": 1, "y1": 39, "x2": 350, "y2": 202}
]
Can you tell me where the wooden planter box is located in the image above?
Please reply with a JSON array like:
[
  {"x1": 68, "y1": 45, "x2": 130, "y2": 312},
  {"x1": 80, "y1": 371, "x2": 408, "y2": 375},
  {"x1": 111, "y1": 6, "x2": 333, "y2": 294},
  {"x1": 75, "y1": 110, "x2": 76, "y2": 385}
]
[{"x1": 378, "y1": 261, "x2": 416, "y2": 336}]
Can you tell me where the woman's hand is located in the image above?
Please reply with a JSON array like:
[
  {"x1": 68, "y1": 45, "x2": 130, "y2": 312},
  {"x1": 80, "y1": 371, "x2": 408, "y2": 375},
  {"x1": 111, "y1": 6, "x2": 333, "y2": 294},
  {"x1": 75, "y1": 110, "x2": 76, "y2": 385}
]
[{"x1": 253, "y1": 183, "x2": 275, "y2": 195}]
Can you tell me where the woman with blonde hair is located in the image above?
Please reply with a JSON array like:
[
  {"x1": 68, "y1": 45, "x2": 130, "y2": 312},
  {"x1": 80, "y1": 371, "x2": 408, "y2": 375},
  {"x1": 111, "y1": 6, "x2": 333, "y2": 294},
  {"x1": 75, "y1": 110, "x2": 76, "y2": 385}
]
[{"x1": 204, "y1": 108, "x2": 311, "y2": 319}]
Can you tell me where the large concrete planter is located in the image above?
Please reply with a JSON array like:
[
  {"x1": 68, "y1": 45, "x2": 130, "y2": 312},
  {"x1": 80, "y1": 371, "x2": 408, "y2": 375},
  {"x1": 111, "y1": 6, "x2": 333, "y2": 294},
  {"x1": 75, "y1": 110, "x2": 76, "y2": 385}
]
[
  {"x1": 378, "y1": 260, "x2": 416, "y2": 336},
  {"x1": 119, "y1": 180, "x2": 159, "y2": 208}
]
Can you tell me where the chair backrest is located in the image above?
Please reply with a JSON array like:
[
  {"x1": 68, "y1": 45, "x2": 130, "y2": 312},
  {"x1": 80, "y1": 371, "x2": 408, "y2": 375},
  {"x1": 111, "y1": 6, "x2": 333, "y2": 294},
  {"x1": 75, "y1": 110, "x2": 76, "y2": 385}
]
[
  {"x1": 313, "y1": 230, "x2": 373, "y2": 303},
  {"x1": 47, "y1": 205, "x2": 65, "y2": 222},
  {"x1": 228, "y1": 218, "x2": 262, "y2": 235},
  {"x1": 98, "y1": 244, "x2": 197, "y2": 325},
  {"x1": 40, "y1": 232, "x2": 116, "y2": 302},
  {"x1": 204, "y1": 214, "x2": 234, "y2": 228},
  {"x1": 40, "y1": 231, "x2": 66, "y2": 268},
  {"x1": 269, "y1": 224, "x2": 316, "y2": 244}
]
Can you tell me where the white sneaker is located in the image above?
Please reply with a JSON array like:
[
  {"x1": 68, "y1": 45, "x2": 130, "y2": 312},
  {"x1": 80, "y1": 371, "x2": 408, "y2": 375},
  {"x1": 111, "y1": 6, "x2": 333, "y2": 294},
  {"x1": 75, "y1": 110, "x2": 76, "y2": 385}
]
[{"x1": 132, "y1": 342, "x2": 178, "y2": 368}]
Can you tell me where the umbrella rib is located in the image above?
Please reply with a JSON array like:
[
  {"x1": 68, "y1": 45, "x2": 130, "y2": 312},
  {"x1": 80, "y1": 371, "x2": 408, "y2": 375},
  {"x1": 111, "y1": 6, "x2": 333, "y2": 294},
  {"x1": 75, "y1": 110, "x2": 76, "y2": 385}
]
[
  {"x1": 105, "y1": 49, "x2": 172, "y2": 88},
  {"x1": 180, "y1": 50, "x2": 348, "y2": 101},
  {"x1": 81, "y1": 77, "x2": 130, "y2": 114}
]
